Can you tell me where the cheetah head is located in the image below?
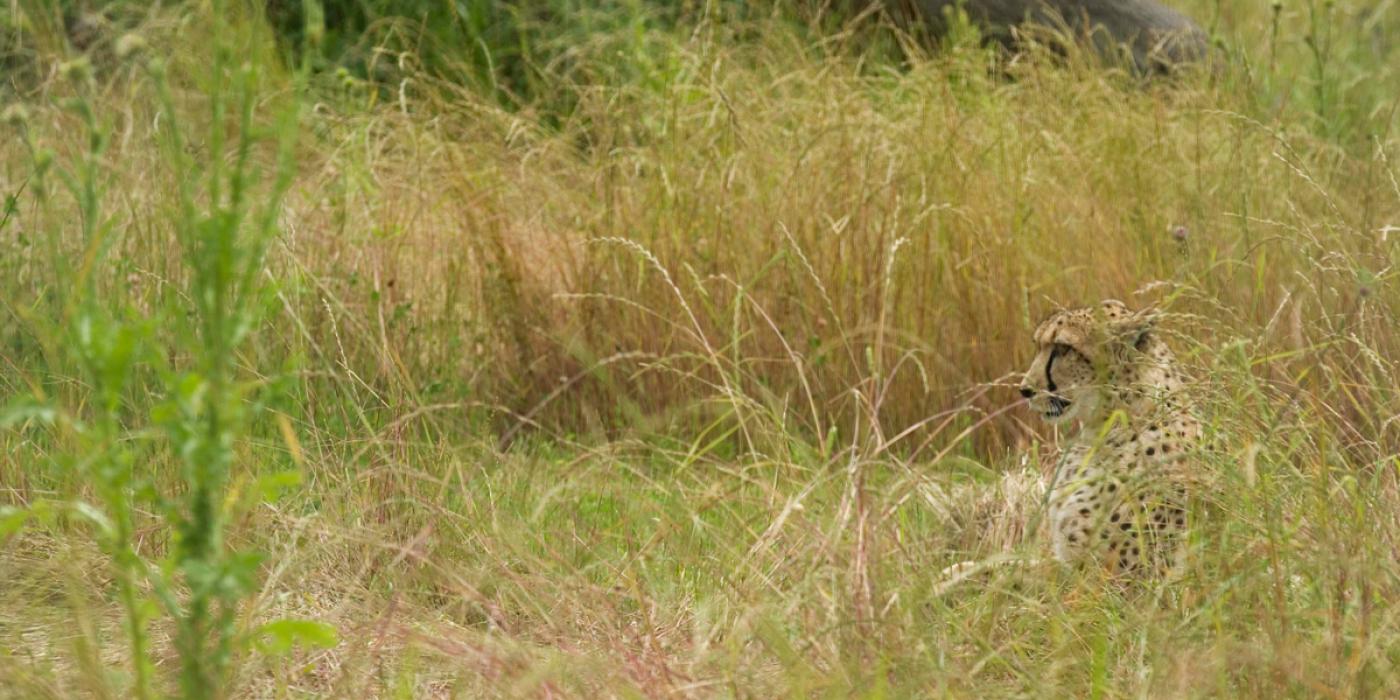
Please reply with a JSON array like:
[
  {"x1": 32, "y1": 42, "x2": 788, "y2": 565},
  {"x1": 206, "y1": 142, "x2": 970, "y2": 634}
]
[{"x1": 1018, "y1": 300, "x2": 1155, "y2": 424}]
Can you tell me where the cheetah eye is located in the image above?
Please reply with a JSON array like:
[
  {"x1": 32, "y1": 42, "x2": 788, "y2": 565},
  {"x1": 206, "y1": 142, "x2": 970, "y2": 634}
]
[{"x1": 1051, "y1": 342, "x2": 1073, "y2": 358}]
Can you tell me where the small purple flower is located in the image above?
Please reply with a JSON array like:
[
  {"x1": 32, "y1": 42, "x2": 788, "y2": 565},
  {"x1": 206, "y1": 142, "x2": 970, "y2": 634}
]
[{"x1": 1170, "y1": 225, "x2": 1188, "y2": 243}]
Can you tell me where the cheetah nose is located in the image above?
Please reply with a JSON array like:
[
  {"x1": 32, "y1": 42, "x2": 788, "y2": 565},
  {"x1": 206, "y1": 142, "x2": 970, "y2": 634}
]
[{"x1": 1019, "y1": 386, "x2": 1035, "y2": 399}]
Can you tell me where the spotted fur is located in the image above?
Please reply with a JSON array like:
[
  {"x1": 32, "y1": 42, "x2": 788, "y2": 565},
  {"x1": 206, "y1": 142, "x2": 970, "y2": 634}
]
[{"x1": 1019, "y1": 300, "x2": 1202, "y2": 575}]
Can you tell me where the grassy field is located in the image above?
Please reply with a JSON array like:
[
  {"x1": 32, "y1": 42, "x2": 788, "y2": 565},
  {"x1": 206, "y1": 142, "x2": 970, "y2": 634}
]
[{"x1": 3, "y1": 0, "x2": 1400, "y2": 697}]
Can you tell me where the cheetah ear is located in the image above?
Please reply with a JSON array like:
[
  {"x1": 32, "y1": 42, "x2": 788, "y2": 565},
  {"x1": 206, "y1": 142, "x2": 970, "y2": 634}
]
[
  {"x1": 1101, "y1": 301, "x2": 1156, "y2": 351},
  {"x1": 1129, "y1": 312, "x2": 1155, "y2": 351}
]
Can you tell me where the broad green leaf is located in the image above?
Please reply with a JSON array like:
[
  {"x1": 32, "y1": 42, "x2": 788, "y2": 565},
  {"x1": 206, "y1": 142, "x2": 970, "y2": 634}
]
[
  {"x1": 0, "y1": 506, "x2": 29, "y2": 539},
  {"x1": 255, "y1": 619, "x2": 339, "y2": 656},
  {"x1": 256, "y1": 470, "x2": 303, "y2": 500},
  {"x1": 69, "y1": 500, "x2": 115, "y2": 538},
  {"x1": 0, "y1": 399, "x2": 57, "y2": 429}
]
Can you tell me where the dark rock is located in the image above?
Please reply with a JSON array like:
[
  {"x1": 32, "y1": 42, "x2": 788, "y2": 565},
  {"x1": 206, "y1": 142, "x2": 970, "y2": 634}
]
[{"x1": 900, "y1": 0, "x2": 1211, "y2": 73}]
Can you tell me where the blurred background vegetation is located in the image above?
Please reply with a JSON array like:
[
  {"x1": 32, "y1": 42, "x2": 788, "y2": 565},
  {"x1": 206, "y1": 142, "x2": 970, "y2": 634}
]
[{"x1": 6, "y1": 0, "x2": 1396, "y2": 448}]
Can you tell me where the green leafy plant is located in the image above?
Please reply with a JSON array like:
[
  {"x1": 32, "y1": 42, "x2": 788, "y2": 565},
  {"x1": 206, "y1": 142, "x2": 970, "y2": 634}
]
[{"x1": 2, "y1": 2, "x2": 335, "y2": 697}]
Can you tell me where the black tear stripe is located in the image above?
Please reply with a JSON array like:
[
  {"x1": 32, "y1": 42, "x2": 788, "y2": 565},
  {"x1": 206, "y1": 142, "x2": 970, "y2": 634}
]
[{"x1": 1046, "y1": 344, "x2": 1062, "y2": 393}]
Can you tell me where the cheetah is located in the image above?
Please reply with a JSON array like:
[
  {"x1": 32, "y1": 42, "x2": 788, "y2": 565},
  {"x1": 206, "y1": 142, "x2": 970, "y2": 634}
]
[{"x1": 1019, "y1": 299, "x2": 1202, "y2": 575}]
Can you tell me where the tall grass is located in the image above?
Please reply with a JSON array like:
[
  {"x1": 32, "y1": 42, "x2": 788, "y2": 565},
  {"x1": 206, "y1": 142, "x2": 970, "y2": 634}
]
[{"x1": 2, "y1": 0, "x2": 1400, "y2": 696}]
